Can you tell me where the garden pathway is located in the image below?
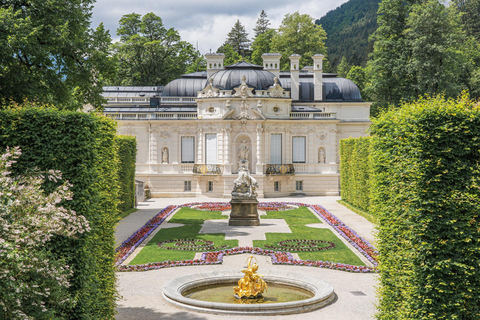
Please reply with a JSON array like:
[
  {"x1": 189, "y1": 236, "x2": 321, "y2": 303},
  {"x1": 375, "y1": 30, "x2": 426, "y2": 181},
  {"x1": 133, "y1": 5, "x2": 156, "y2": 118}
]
[{"x1": 115, "y1": 195, "x2": 377, "y2": 320}]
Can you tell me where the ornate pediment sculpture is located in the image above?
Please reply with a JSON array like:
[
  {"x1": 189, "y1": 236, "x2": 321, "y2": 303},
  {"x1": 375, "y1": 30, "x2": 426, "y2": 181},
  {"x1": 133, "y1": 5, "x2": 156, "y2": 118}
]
[
  {"x1": 233, "y1": 75, "x2": 254, "y2": 98},
  {"x1": 267, "y1": 77, "x2": 285, "y2": 98},
  {"x1": 236, "y1": 100, "x2": 255, "y2": 120},
  {"x1": 198, "y1": 78, "x2": 219, "y2": 98}
]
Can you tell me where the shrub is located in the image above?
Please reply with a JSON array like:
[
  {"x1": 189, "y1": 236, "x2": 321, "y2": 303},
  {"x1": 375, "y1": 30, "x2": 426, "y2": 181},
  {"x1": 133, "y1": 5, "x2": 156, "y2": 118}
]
[
  {"x1": 0, "y1": 147, "x2": 91, "y2": 319},
  {"x1": 371, "y1": 94, "x2": 480, "y2": 319},
  {"x1": 0, "y1": 108, "x2": 119, "y2": 319},
  {"x1": 340, "y1": 136, "x2": 373, "y2": 212},
  {"x1": 116, "y1": 135, "x2": 137, "y2": 212}
]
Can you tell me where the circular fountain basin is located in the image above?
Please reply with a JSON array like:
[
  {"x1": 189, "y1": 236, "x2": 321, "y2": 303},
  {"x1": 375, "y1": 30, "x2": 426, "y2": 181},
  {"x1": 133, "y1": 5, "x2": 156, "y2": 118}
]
[{"x1": 162, "y1": 270, "x2": 335, "y2": 315}]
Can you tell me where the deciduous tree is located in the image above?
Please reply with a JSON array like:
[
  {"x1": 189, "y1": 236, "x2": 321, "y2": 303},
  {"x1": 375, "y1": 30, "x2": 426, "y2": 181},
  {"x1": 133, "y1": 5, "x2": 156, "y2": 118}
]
[
  {"x1": 271, "y1": 12, "x2": 327, "y2": 70},
  {"x1": 0, "y1": 0, "x2": 115, "y2": 110},
  {"x1": 113, "y1": 12, "x2": 198, "y2": 86},
  {"x1": 250, "y1": 29, "x2": 277, "y2": 66}
]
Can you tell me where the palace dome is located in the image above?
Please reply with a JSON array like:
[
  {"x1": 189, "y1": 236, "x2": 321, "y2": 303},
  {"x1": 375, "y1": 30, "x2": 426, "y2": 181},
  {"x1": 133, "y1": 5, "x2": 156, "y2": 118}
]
[{"x1": 208, "y1": 61, "x2": 277, "y2": 91}]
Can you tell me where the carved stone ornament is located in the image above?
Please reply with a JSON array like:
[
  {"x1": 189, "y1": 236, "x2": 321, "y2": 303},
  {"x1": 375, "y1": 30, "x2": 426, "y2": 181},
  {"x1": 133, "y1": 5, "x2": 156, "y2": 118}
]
[
  {"x1": 118, "y1": 126, "x2": 137, "y2": 136},
  {"x1": 291, "y1": 124, "x2": 307, "y2": 134},
  {"x1": 267, "y1": 77, "x2": 285, "y2": 98},
  {"x1": 199, "y1": 78, "x2": 219, "y2": 98},
  {"x1": 159, "y1": 131, "x2": 171, "y2": 139},
  {"x1": 317, "y1": 131, "x2": 328, "y2": 140},
  {"x1": 236, "y1": 99, "x2": 254, "y2": 120},
  {"x1": 233, "y1": 75, "x2": 254, "y2": 98}
]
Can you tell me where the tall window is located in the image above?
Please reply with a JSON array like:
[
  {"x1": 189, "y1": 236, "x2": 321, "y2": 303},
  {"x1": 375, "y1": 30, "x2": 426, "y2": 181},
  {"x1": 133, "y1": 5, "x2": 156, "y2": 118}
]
[
  {"x1": 292, "y1": 136, "x2": 306, "y2": 163},
  {"x1": 205, "y1": 134, "x2": 217, "y2": 164},
  {"x1": 184, "y1": 181, "x2": 191, "y2": 191},
  {"x1": 270, "y1": 134, "x2": 282, "y2": 164},
  {"x1": 181, "y1": 136, "x2": 195, "y2": 163}
]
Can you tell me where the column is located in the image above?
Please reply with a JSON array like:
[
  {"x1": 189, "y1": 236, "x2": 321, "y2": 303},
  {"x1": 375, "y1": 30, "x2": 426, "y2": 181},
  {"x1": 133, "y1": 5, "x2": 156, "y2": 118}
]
[
  {"x1": 255, "y1": 123, "x2": 264, "y2": 174},
  {"x1": 308, "y1": 128, "x2": 315, "y2": 173},
  {"x1": 224, "y1": 126, "x2": 232, "y2": 174},
  {"x1": 197, "y1": 128, "x2": 203, "y2": 164}
]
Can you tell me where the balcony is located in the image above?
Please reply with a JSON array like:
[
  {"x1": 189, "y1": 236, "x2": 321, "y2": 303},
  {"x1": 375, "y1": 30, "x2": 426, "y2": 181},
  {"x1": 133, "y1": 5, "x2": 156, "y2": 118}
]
[
  {"x1": 265, "y1": 164, "x2": 295, "y2": 175},
  {"x1": 105, "y1": 113, "x2": 197, "y2": 120},
  {"x1": 290, "y1": 112, "x2": 336, "y2": 120},
  {"x1": 193, "y1": 164, "x2": 223, "y2": 175}
]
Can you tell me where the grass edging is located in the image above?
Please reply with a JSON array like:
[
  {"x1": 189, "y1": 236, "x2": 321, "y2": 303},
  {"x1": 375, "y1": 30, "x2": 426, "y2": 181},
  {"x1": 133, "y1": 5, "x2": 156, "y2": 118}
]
[{"x1": 337, "y1": 200, "x2": 376, "y2": 224}]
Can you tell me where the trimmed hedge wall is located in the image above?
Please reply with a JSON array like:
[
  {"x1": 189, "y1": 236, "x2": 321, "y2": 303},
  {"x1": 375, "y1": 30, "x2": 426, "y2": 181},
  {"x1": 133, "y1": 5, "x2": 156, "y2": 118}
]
[
  {"x1": 116, "y1": 135, "x2": 137, "y2": 212},
  {"x1": 371, "y1": 95, "x2": 480, "y2": 319},
  {"x1": 340, "y1": 137, "x2": 372, "y2": 213},
  {"x1": 0, "y1": 108, "x2": 119, "y2": 319}
]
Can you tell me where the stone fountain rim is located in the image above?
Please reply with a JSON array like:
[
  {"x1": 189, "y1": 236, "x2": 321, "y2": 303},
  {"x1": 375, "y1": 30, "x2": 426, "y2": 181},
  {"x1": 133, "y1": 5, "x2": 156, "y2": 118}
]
[{"x1": 162, "y1": 270, "x2": 335, "y2": 315}]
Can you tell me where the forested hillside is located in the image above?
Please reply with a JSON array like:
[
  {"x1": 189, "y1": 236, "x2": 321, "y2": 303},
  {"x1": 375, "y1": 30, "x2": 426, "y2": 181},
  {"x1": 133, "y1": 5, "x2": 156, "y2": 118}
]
[{"x1": 316, "y1": 0, "x2": 380, "y2": 69}]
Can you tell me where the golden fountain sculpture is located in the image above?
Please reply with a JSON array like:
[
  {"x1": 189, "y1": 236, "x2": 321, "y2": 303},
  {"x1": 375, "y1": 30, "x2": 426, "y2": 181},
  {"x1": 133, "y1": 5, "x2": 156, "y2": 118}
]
[{"x1": 233, "y1": 256, "x2": 268, "y2": 299}]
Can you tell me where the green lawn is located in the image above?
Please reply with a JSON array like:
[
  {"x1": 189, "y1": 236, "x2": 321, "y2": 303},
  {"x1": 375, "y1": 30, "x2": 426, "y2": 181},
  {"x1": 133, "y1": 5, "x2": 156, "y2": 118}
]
[
  {"x1": 254, "y1": 207, "x2": 365, "y2": 266},
  {"x1": 129, "y1": 207, "x2": 238, "y2": 265},
  {"x1": 129, "y1": 206, "x2": 365, "y2": 267}
]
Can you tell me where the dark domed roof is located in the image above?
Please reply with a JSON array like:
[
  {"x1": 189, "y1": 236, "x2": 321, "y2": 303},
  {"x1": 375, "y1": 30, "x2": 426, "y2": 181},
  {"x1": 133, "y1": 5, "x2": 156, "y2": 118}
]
[
  {"x1": 162, "y1": 72, "x2": 207, "y2": 97},
  {"x1": 280, "y1": 75, "x2": 362, "y2": 102},
  {"x1": 209, "y1": 62, "x2": 276, "y2": 91}
]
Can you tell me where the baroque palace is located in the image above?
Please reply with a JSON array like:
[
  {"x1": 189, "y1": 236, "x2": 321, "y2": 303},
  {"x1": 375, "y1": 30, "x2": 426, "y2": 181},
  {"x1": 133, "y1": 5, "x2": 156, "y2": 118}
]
[{"x1": 103, "y1": 53, "x2": 371, "y2": 197}]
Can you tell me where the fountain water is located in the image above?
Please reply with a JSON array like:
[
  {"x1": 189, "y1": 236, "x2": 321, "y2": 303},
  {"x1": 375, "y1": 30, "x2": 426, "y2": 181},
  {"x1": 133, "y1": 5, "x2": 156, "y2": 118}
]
[{"x1": 162, "y1": 257, "x2": 335, "y2": 315}]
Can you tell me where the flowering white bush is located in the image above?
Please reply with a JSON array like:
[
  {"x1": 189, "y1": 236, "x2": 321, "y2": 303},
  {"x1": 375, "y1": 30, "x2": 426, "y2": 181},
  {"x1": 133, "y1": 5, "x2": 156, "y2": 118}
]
[{"x1": 0, "y1": 147, "x2": 90, "y2": 319}]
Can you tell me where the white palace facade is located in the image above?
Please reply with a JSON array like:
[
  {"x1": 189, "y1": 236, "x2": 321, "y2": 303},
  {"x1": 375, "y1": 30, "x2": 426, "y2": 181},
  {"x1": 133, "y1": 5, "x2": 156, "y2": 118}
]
[{"x1": 103, "y1": 53, "x2": 371, "y2": 198}]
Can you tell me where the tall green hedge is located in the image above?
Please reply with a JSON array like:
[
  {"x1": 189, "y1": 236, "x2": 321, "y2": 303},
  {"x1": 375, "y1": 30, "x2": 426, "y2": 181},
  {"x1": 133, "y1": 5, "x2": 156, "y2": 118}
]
[
  {"x1": 340, "y1": 136, "x2": 373, "y2": 212},
  {"x1": 116, "y1": 135, "x2": 137, "y2": 212},
  {"x1": 0, "y1": 108, "x2": 119, "y2": 319},
  {"x1": 371, "y1": 95, "x2": 480, "y2": 319}
]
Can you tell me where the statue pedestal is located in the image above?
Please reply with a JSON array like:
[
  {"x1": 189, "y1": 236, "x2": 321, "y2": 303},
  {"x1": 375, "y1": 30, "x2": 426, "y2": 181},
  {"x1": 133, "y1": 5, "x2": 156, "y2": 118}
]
[{"x1": 229, "y1": 198, "x2": 259, "y2": 226}]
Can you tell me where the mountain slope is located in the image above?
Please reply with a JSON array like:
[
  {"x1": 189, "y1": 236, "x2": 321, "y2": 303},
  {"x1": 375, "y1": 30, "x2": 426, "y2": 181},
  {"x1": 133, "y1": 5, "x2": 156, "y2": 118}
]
[{"x1": 316, "y1": 0, "x2": 380, "y2": 69}]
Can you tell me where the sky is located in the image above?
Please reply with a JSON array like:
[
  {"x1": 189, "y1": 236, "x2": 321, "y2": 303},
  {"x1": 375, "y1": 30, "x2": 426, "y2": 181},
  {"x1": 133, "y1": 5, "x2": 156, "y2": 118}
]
[{"x1": 91, "y1": 0, "x2": 349, "y2": 54}]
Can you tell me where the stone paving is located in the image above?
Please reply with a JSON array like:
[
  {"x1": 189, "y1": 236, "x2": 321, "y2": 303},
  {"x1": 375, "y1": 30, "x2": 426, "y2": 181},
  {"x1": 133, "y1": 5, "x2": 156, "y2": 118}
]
[{"x1": 115, "y1": 196, "x2": 377, "y2": 320}]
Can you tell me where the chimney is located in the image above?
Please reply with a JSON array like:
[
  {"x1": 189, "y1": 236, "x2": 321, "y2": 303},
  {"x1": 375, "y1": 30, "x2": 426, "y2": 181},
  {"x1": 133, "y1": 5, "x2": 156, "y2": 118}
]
[
  {"x1": 312, "y1": 54, "x2": 324, "y2": 101},
  {"x1": 262, "y1": 53, "x2": 282, "y2": 78},
  {"x1": 205, "y1": 53, "x2": 225, "y2": 78},
  {"x1": 289, "y1": 54, "x2": 301, "y2": 101}
]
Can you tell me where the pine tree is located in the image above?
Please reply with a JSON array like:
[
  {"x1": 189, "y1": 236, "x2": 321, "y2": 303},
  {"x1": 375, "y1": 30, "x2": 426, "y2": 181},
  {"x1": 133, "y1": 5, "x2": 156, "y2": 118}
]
[
  {"x1": 253, "y1": 10, "x2": 270, "y2": 38},
  {"x1": 336, "y1": 56, "x2": 351, "y2": 77},
  {"x1": 369, "y1": 0, "x2": 470, "y2": 113},
  {"x1": 226, "y1": 20, "x2": 250, "y2": 56}
]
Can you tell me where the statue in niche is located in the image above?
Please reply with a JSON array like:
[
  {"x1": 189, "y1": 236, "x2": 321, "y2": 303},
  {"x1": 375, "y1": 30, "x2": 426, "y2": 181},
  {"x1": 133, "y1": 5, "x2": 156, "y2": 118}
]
[
  {"x1": 225, "y1": 99, "x2": 231, "y2": 108},
  {"x1": 162, "y1": 147, "x2": 169, "y2": 164},
  {"x1": 257, "y1": 100, "x2": 263, "y2": 108},
  {"x1": 318, "y1": 148, "x2": 326, "y2": 164},
  {"x1": 232, "y1": 164, "x2": 258, "y2": 198},
  {"x1": 238, "y1": 140, "x2": 249, "y2": 161}
]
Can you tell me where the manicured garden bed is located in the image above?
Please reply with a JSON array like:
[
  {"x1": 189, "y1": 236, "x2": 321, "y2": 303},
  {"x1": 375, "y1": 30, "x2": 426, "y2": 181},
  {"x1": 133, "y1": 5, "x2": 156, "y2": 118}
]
[{"x1": 115, "y1": 202, "x2": 378, "y2": 273}]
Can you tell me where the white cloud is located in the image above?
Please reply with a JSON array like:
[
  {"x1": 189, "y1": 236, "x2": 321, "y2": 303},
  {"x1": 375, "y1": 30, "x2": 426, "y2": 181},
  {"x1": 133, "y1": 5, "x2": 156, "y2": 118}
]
[{"x1": 92, "y1": 0, "x2": 349, "y2": 53}]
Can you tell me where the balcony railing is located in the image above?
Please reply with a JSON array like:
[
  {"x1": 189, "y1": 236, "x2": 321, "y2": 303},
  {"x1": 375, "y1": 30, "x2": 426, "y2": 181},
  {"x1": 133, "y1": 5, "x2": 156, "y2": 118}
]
[
  {"x1": 265, "y1": 164, "x2": 295, "y2": 175},
  {"x1": 290, "y1": 112, "x2": 336, "y2": 119},
  {"x1": 105, "y1": 113, "x2": 197, "y2": 120},
  {"x1": 193, "y1": 164, "x2": 223, "y2": 175}
]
